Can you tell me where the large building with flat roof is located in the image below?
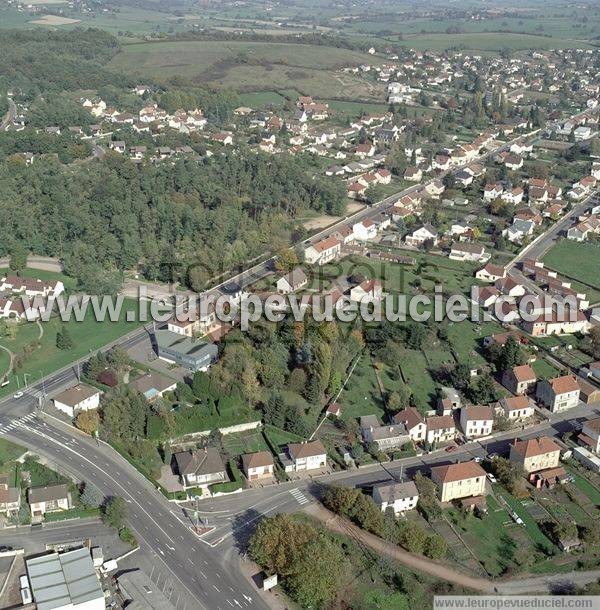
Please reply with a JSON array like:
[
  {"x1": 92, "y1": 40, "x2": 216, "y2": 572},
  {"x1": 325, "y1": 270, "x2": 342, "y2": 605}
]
[
  {"x1": 25, "y1": 547, "x2": 104, "y2": 610},
  {"x1": 153, "y1": 329, "x2": 218, "y2": 372}
]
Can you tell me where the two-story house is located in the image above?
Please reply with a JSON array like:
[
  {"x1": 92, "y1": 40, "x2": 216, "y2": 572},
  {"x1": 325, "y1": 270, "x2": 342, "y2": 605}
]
[
  {"x1": 459, "y1": 406, "x2": 494, "y2": 439},
  {"x1": 392, "y1": 407, "x2": 426, "y2": 442},
  {"x1": 536, "y1": 375, "x2": 580, "y2": 412},
  {"x1": 509, "y1": 436, "x2": 560, "y2": 473},
  {"x1": 501, "y1": 365, "x2": 537, "y2": 395},
  {"x1": 498, "y1": 395, "x2": 535, "y2": 421},
  {"x1": 372, "y1": 481, "x2": 419, "y2": 515},
  {"x1": 430, "y1": 461, "x2": 487, "y2": 503},
  {"x1": 0, "y1": 475, "x2": 20, "y2": 517},
  {"x1": 284, "y1": 441, "x2": 327, "y2": 472},
  {"x1": 579, "y1": 418, "x2": 600, "y2": 453},
  {"x1": 425, "y1": 415, "x2": 456, "y2": 445},
  {"x1": 304, "y1": 237, "x2": 342, "y2": 266}
]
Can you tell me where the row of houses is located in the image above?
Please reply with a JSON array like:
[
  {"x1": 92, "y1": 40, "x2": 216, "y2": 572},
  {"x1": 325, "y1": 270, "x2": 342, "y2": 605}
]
[
  {"x1": 172, "y1": 440, "x2": 328, "y2": 488},
  {"x1": 0, "y1": 479, "x2": 71, "y2": 521},
  {"x1": 371, "y1": 426, "x2": 593, "y2": 517}
]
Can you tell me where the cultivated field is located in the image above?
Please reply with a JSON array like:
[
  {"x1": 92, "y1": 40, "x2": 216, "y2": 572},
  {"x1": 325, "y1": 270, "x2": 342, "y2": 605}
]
[
  {"x1": 396, "y1": 32, "x2": 595, "y2": 52},
  {"x1": 30, "y1": 15, "x2": 80, "y2": 25}
]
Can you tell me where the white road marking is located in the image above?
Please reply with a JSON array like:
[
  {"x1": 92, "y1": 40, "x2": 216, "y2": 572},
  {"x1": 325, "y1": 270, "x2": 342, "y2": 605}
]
[{"x1": 289, "y1": 488, "x2": 309, "y2": 505}]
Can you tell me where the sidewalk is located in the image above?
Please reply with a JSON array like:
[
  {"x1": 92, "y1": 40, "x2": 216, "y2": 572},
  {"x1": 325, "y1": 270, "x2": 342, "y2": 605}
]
[{"x1": 238, "y1": 557, "x2": 292, "y2": 610}]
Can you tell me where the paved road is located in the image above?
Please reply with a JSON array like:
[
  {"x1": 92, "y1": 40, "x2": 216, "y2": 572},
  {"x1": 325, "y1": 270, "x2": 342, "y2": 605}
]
[
  {"x1": 0, "y1": 326, "x2": 270, "y2": 609},
  {"x1": 0, "y1": 105, "x2": 595, "y2": 607},
  {"x1": 192, "y1": 404, "x2": 600, "y2": 547},
  {"x1": 0, "y1": 416, "x2": 266, "y2": 610},
  {"x1": 0, "y1": 96, "x2": 16, "y2": 132},
  {"x1": 0, "y1": 518, "x2": 128, "y2": 556},
  {"x1": 508, "y1": 190, "x2": 600, "y2": 270},
  {"x1": 506, "y1": 190, "x2": 600, "y2": 295}
]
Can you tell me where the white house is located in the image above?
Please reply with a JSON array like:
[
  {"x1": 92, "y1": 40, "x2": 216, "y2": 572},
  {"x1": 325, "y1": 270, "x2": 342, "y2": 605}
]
[
  {"x1": 405, "y1": 224, "x2": 438, "y2": 248},
  {"x1": 536, "y1": 375, "x2": 580, "y2": 412},
  {"x1": 459, "y1": 406, "x2": 494, "y2": 439},
  {"x1": 284, "y1": 441, "x2": 327, "y2": 472},
  {"x1": 498, "y1": 395, "x2": 535, "y2": 421},
  {"x1": 475, "y1": 263, "x2": 506, "y2": 283},
  {"x1": 0, "y1": 275, "x2": 64, "y2": 298},
  {"x1": 276, "y1": 268, "x2": 308, "y2": 294},
  {"x1": 242, "y1": 451, "x2": 274, "y2": 481},
  {"x1": 449, "y1": 242, "x2": 489, "y2": 263},
  {"x1": 52, "y1": 384, "x2": 102, "y2": 418},
  {"x1": 350, "y1": 279, "x2": 383, "y2": 303},
  {"x1": 28, "y1": 484, "x2": 71, "y2": 519},
  {"x1": 392, "y1": 407, "x2": 426, "y2": 442},
  {"x1": 425, "y1": 415, "x2": 456, "y2": 445},
  {"x1": 304, "y1": 237, "x2": 341, "y2": 266},
  {"x1": 174, "y1": 448, "x2": 228, "y2": 488},
  {"x1": 372, "y1": 481, "x2": 419, "y2": 515},
  {"x1": 353, "y1": 219, "x2": 378, "y2": 241},
  {"x1": 483, "y1": 182, "x2": 503, "y2": 201}
]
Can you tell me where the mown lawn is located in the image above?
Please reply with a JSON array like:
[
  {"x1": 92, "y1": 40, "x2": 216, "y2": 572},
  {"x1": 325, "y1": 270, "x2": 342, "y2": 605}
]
[
  {"x1": 543, "y1": 240, "x2": 600, "y2": 298},
  {"x1": 339, "y1": 357, "x2": 385, "y2": 421},
  {"x1": 222, "y1": 430, "x2": 270, "y2": 458},
  {"x1": 0, "y1": 438, "x2": 25, "y2": 468},
  {"x1": 531, "y1": 357, "x2": 561, "y2": 380},
  {"x1": 0, "y1": 297, "x2": 142, "y2": 398}
]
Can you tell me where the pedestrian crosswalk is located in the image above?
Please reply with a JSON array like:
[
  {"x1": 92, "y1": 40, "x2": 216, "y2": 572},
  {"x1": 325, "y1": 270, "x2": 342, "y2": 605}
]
[
  {"x1": 0, "y1": 412, "x2": 37, "y2": 436},
  {"x1": 289, "y1": 488, "x2": 309, "y2": 505}
]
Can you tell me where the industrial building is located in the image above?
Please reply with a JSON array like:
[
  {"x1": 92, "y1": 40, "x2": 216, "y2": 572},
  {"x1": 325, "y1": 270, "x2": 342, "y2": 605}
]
[
  {"x1": 25, "y1": 547, "x2": 104, "y2": 610},
  {"x1": 152, "y1": 329, "x2": 218, "y2": 371}
]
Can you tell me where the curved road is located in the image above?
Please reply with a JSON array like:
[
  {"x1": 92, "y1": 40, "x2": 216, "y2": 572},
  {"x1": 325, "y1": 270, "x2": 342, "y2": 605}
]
[{"x1": 1, "y1": 414, "x2": 266, "y2": 610}]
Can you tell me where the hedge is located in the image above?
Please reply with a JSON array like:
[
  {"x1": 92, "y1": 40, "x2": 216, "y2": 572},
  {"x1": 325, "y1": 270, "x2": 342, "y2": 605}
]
[{"x1": 210, "y1": 458, "x2": 243, "y2": 494}]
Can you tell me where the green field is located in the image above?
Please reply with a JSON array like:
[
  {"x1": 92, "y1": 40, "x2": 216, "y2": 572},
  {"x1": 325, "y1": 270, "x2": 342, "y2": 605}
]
[
  {"x1": 447, "y1": 496, "x2": 525, "y2": 577},
  {"x1": 263, "y1": 424, "x2": 305, "y2": 449},
  {"x1": 237, "y1": 91, "x2": 287, "y2": 109},
  {"x1": 446, "y1": 319, "x2": 503, "y2": 367},
  {"x1": 396, "y1": 32, "x2": 595, "y2": 52},
  {"x1": 543, "y1": 240, "x2": 600, "y2": 297},
  {"x1": 531, "y1": 357, "x2": 561, "y2": 380},
  {"x1": 0, "y1": 298, "x2": 142, "y2": 398},
  {"x1": 109, "y1": 40, "x2": 382, "y2": 99},
  {"x1": 0, "y1": 438, "x2": 25, "y2": 469},
  {"x1": 221, "y1": 429, "x2": 270, "y2": 457},
  {"x1": 339, "y1": 357, "x2": 385, "y2": 421}
]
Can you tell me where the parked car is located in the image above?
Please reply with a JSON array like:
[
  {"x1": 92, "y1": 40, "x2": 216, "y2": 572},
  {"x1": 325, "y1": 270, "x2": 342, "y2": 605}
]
[
  {"x1": 486, "y1": 472, "x2": 497, "y2": 483},
  {"x1": 13, "y1": 391, "x2": 23, "y2": 399},
  {"x1": 445, "y1": 445, "x2": 457, "y2": 453}
]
